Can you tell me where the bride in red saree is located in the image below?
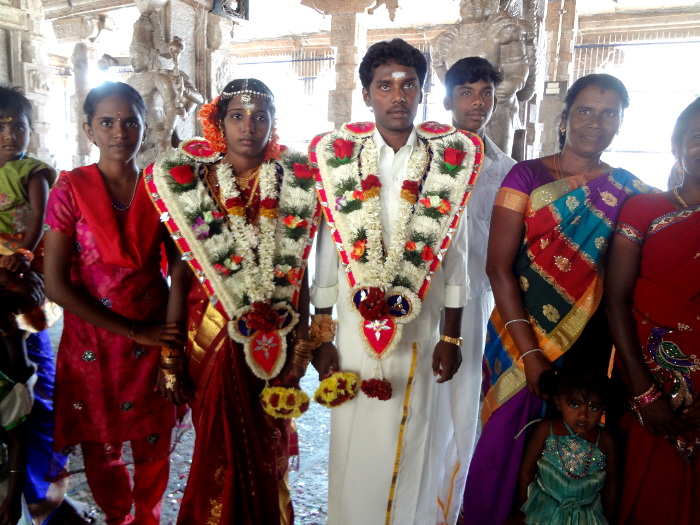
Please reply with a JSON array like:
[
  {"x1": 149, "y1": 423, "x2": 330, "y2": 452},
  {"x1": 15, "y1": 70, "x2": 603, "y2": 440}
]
[{"x1": 149, "y1": 78, "x2": 321, "y2": 525}]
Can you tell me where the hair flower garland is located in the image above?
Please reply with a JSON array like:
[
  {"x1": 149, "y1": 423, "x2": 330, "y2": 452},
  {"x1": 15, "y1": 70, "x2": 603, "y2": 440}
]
[
  {"x1": 314, "y1": 371, "x2": 359, "y2": 408},
  {"x1": 260, "y1": 386, "x2": 310, "y2": 419},
  {"x1": 198, "y1": 98, "x2": 227, "y2": 154},
  {"x1": 309, "y1": 122, "x2": 483, "y2": 400}
]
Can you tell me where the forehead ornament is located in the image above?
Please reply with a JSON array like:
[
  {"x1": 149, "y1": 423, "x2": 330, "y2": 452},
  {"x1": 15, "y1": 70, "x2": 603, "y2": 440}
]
[{"x1": 220, "y1": 78, "x2": 273, "y2": 104}]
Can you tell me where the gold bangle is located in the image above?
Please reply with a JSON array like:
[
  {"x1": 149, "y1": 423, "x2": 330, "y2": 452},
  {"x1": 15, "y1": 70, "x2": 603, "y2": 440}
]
[
  {"x1": 160, "y1": 356, "x2": 183, "y2": 366},
  {"x1": 160, "y1": 365, "x2": 182, "y2": 376},
  {"x1": 440, "y1": 334, "x2": 463, "y2": 347}
]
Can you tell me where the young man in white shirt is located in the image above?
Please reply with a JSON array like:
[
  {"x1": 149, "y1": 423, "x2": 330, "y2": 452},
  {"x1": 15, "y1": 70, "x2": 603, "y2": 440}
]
[
  {"x1": 436, "y1": 56, "x2": 517, "y2": 524},
  {"x1": 309, "y1": 39, "x2": 482, "y2": 524}
]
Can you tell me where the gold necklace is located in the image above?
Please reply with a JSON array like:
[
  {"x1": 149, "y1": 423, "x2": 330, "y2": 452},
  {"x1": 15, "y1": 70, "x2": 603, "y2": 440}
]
[
  {"x1": 553, "y1": 152, "x2": 563, "y2": 180},
  {"x1": 673, "y1": 185, "x2": 689, "y2": 208},
  {"x1": 234, "y1": 166, "x2": 261, "y2": 191}
]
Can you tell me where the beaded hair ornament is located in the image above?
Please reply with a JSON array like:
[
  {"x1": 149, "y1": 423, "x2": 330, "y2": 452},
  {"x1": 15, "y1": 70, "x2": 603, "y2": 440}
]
[{"x1": 198, "y1": 78, "x2": 280, "y2": 160}]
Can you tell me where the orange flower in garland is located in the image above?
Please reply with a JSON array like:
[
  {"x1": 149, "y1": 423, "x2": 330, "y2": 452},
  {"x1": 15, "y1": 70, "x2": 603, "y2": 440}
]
[
  {"x1": 259, "y1": 197, "x2": 279, "y2": 220},
  {"x1": 350, "y1": 239, "x2": 367, "y2": 261},
  {"x1": 400, "y1": 180, "x2": 420, "y2": 204}
]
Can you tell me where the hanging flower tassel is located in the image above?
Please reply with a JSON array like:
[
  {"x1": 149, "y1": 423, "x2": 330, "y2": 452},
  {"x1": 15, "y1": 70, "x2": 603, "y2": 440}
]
[
  {"x1": 360, "y1": 378, "x2": 392, "y2": 400},
  {"x1": 260, "y1": 386, "x2": 310, "y2": 419},
  {"x1": 314, "y1": 371, "x2": 359, "y2": 408}
]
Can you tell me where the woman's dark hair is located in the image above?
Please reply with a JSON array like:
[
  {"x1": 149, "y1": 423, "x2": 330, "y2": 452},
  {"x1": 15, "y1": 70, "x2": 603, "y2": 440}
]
[
  {"x1": 0, "y1": 85, "x2": 34, "y2": 128},
  {"x1": 83, "y1": 81, "x2": 146, "y2": 125},
  {"x1": 671, "y1": 97, "x2": 700, "y2": 151},
  {"x1": 558, "y1": 73, "x2": 630, "y2": 149},
  {"x1": 214, "y1": 78, "x2": 276, "y2": 124},
  {"x1": 540, "y1": 368, "x2": 609, "y2": 407},
  {"x1": 359, "y1": 38, "x2": 427, "y2": 90},
  {"x1": 444, "y1": 57, "x2": 504, "y2": 96}
]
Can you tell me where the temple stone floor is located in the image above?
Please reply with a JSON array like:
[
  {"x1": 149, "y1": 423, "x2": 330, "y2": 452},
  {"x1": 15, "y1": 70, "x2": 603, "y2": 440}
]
[{"x1": 47, "y1": 319, "x2": 331, "y2": 525}]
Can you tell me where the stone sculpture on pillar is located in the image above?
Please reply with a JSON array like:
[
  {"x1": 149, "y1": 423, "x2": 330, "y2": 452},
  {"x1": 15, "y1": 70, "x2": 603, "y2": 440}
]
[
  {"x1": 154, "y1": 36, "x2": 204, "y2": 154},
  {"x1": 432, "y1": 0, "x2": 537, "y2": 157},
  {"x1": 128, "y1": 0, "x2": 203, "y2": 163}
]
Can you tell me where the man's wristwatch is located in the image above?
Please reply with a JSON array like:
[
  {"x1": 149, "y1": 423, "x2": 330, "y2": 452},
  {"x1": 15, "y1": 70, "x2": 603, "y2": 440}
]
[{"x1": 440, "y1": 334, "x2": 463, "y2": 347}]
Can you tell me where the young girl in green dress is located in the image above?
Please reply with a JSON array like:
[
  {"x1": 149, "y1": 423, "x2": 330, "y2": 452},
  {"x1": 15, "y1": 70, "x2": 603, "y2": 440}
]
[
  {"x1": 0, "y1": 85, "x2": 55, "y2": 383},
  {"x1": 508, "y1": 369, "x2": 619, "y2": 525}
]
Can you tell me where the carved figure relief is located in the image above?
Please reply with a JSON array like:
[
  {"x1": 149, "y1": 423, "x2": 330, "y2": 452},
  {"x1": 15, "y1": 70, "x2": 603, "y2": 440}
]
[
  {"x1": 127, "y1": 0, "x2": 203, "y2": 164},
  {"x1": 154, "y1": 36, "x2": 204, "y2": 154},
  {"x1": 432, "y1": 0, "x2": 538, "y2": 156}
]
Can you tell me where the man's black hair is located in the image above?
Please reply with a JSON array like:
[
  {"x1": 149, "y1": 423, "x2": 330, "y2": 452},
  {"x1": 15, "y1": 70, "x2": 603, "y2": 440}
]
[
  {"x1": 359, "y1": 39, "x2": 427, "y2": 90},
  {"x1": 444, "y1": 57, "x2": 503, "y2": 97}
]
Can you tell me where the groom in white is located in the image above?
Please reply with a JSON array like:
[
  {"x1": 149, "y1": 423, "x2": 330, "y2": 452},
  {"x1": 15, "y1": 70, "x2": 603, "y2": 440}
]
[{"x1": 310, "y1": 38, "x2": 482, "y2": 524}]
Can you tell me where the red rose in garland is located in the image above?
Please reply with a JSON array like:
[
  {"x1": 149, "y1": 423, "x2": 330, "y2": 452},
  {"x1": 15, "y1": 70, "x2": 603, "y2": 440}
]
[
  {"x1": 444, "y1": 147, "x2": 467, "y2": 172},
  {"x1": 358, "y1": 287, "x2": 390, "y2": 321},
  {"x1": 169, "y1": 165, "x2": 195, "y2": 185},
  {"x1": 246, "y1": 302, "x2": 280, "y2": 333},
  {"x1": 421, "y1": 245, "x2": 435, "y2": 262},
  {"x1": 332, "y1": 138, "x2": 355, "y2": 163},
  {"x1": 292, "y1": 163, "x2": 317, "y2": 179}
]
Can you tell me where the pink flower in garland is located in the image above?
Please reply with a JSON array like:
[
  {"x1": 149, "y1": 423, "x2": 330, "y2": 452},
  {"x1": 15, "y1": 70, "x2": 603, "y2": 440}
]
[
  {"x1": 192, "y1": 216, "x2": 210, "y2": 240},
  {"x1": 335, "y1": 195, "x2": 348, "y2": 211}
]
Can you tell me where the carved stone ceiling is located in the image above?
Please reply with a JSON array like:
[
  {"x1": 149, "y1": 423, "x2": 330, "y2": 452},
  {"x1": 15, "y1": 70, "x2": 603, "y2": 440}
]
[{"x1": 39, "y1": 0, "x2": 700, "y2": 59}]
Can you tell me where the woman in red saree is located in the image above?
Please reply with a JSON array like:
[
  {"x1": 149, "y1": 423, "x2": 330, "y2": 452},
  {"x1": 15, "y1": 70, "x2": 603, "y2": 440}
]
[
  {"x1": 606, "y1": 98, "x2": 700, "y2": 525},
  {"x1": 149, "y1": 78, "x2": 321, "y2": 525},
  {"x1": 44, "y1": 82, "x2": 185, "y2": 525}
]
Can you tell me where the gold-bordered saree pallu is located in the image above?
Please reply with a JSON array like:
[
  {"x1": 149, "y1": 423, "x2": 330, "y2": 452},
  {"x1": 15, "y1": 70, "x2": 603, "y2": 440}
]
[{"x1": 482, "y1": 168, "x2": 654, "y2": 423}]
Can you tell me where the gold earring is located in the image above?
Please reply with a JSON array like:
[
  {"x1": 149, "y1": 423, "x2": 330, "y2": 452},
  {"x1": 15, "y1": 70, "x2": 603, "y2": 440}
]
[{"x1": 559, "y1": 125, "x2": 565, "y2": 134}]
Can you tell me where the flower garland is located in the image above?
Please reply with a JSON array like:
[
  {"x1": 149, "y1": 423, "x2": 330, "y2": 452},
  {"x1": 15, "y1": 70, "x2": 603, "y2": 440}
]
[
  {"x1": 260, "y1": 385, "x2": 310, "y2": 419},
  {"x1": 310, "y1": 122, "x2": 482, "y2": 399},
  {"x1": 148, "y1": 138, "x2": 321, "y2": 383},
  {"x1": 314, "y1": 371, "x2": 360, "y2": 407}
]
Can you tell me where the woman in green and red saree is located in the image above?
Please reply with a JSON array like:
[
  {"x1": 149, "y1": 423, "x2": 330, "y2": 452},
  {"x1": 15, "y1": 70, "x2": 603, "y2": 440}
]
[
  {"x1": 606, "y1": 98, "x2": 700, "y2": 525},
  {"x1": 462, "y1": 74, "x2": 654, "y2": 525}
]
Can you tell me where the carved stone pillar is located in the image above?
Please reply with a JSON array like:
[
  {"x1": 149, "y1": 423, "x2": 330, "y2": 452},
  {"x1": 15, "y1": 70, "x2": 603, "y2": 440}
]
[
  {"x1": 538, "y1": 0, "x2": 577, "y2": 157},
  {"x1": 71, "y1": 42, "x2": 94, "y2": 168},
  {"x1": 328, "y1": 13, "x2": 366, "y2": 128},
  {"x1": 301, "y1": 0, "x2": 384, "y2": 128}
]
